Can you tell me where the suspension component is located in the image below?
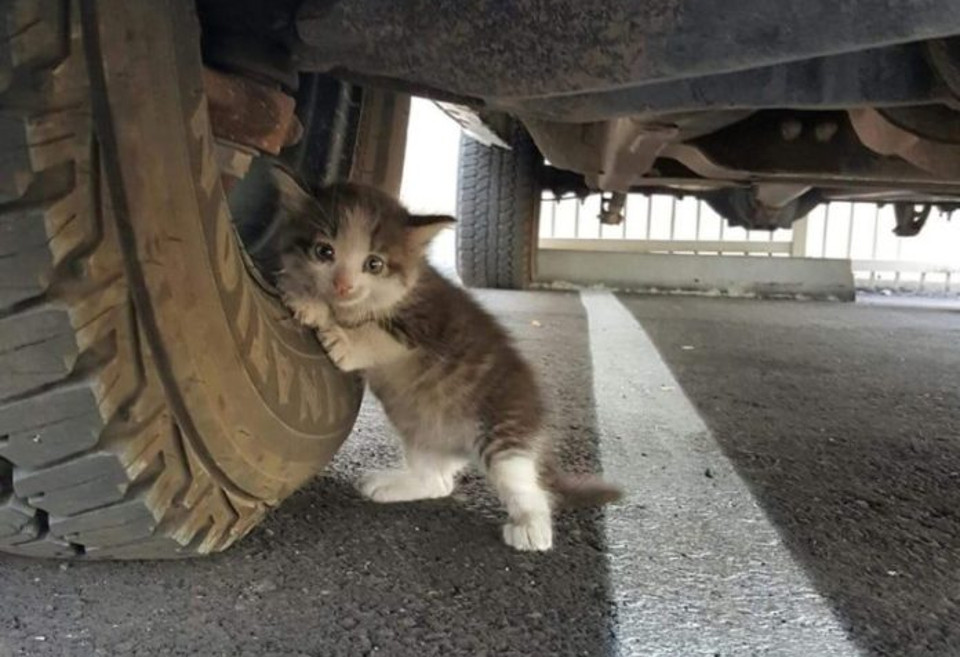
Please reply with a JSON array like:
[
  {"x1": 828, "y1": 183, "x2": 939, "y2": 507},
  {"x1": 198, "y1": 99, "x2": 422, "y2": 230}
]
[
  {"x1": 893, "y1": 203, "x2": 932, "y2": 236},
  {"x1": 599, "y1": 192, "x2": 627, "y2": 225}
]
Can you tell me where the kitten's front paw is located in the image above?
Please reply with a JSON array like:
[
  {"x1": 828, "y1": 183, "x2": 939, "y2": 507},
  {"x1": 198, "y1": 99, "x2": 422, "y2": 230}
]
[
  {"x1": 283, "y1": 293, "x2": 332, "y2": 330},
  {"x1": 359, "y1": 469, "x2": 454, "y2": 502},
  {"x1": 503, "y1": 515, "x2": 553, "y2": 551},
  {"x1": 317, "y1": 325, "x2": 355, "y2": 371}
]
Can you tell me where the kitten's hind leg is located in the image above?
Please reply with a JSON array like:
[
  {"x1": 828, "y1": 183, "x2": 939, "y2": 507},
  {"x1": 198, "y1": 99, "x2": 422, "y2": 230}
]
[
  {"x1": 359, "y1": 449, "x2": 467, "y2": 503},
  {"x1": 485, "y1": 450, "x2": 554, "y2": 551}
]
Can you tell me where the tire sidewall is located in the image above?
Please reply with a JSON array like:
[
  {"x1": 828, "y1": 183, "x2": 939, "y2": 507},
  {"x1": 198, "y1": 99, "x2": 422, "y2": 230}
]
[{"x1": 91, "y1": 1, "x2": 361, "y2": 501}]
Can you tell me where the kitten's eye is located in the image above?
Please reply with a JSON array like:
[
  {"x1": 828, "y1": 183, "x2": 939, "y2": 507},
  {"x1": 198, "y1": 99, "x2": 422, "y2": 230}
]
[
  {"x1": 312, "y1": 242, "x2": 335, "y2": 261},
  {"x1": 364, "y1": 254, "x2": 385, "y2": 275}
]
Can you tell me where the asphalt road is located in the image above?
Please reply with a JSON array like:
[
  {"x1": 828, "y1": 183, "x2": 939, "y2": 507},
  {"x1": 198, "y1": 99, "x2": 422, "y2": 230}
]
[{"x1": 1, "y1": 291, "x2": 959, "y2": 656}]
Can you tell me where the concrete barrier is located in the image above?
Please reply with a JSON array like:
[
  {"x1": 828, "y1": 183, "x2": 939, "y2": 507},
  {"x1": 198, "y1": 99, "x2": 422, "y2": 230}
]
[{"x1": 536, "y1": 250, "x2": 855, "y2": 300}]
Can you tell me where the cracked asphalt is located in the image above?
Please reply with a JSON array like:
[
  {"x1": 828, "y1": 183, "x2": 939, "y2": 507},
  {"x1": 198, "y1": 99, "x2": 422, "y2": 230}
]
[{"x1": 1, "y1": 292, "x2": 959, "y2": 657}]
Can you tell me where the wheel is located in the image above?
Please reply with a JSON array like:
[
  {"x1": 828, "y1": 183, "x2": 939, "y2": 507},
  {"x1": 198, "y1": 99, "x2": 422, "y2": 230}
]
[
  {"x1": 0, "y1": 0, "x2": 364, "y2": 559},
  {"x1": 456, "y1": 120, "x2": 542, "y2": 289}
]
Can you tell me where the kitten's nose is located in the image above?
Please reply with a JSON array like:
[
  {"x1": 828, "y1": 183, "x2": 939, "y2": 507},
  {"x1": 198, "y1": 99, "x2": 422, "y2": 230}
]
[{"x1": 333, "y1": 276, "x2": 354, "y2": 298}]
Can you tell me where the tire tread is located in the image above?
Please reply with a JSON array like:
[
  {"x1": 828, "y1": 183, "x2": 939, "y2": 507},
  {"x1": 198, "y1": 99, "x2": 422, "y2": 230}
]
[
  {"x1": 0, "y1": 0, "x2": 265, "y2": 559},
  {"x1": 456, "y1": 122, "x2": 540, "y2": 289}
]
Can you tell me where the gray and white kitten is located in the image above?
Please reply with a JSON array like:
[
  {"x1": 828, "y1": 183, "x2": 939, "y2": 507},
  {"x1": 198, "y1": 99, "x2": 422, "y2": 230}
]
[{"x1": 271, "y1": 168, "x2": 620, "y2": 551}]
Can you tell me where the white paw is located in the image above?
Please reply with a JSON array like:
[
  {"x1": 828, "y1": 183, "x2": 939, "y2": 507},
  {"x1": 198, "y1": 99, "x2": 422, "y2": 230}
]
[
  {"x1": 502, "y1": 515, "x2": 553, "y2": 551},
  {"x1": 317, "y1": 326, "x2": 356, "y2": 371},
  {"x1": 358, "y1": 469, "x2": 454, "y2": 503},
  {"x1": 283, "y1": 293, "x2": 332, "y2": 329}
]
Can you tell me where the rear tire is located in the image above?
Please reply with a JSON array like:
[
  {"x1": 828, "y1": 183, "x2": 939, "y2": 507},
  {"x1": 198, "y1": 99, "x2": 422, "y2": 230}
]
[
  {"x1": 456, "y1": 122, "x2": 541, "y2": 289},
  {"x1": 0, "y1": 0, "x2": 363, "y2": 559}
]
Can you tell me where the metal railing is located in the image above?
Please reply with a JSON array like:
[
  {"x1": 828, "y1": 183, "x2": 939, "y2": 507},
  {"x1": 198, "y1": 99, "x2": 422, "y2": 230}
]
[{"x1": 539, "y1": 194, "x2": 960, "y2": 293}]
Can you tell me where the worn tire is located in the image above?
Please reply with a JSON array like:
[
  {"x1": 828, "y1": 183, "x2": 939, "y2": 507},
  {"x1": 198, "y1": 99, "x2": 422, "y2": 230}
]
[
  {"x1": 0, "y1": 0, "x2": 362, "y2": 559},
  {"x1": 456, "y1": 122, "x2": 541, "y2": 289}
]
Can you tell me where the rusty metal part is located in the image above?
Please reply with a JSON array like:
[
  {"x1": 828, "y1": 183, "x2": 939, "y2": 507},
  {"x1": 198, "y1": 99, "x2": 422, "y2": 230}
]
[
  {"x1": 525, "y1": 117, "x2": 679, "y2": 192},
  {"x1": 599, "y1": 192, "x2": 627, "y2": 225},
  {"x1": 524, "y1": 111, "x2": 749, "y2": 192},
  {"x1": 203, "y1": 67, "x2": 302, "y2": 155},
  {"x1": 661, "y1": 140, "x2": 959, "y2": 193},
  {"x1": 525, "y1": 106, "x2": 960, "y2": 203},
  {"x1": 676, "y1": 110, "x2": 960, "y2": 191},
  {"x1": 848, "y1": 108, "x2": 960, "y2": 179}
]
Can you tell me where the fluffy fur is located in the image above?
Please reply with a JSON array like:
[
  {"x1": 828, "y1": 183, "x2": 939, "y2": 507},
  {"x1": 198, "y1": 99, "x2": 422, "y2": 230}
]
[{"x1": 271, "y1": 167, "x2": 620, "y2": 551}]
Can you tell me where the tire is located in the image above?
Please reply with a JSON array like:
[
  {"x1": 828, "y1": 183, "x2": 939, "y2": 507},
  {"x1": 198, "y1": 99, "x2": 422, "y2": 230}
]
[
  {"x1": 456, "y1": 121, "x2": 541, "y2": 289},
  {"x1": 0, "y1": 0, "x2": 362, "y2": 559}
]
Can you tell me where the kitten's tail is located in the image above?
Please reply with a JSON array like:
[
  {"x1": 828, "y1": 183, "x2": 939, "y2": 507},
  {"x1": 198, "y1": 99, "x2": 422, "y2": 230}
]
[{"x1": 541, "y1": 461, "x2": 623, "y2": 509}]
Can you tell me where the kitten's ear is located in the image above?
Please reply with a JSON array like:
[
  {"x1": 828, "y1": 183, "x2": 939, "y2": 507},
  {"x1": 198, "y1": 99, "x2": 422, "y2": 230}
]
[
  {"x1": 406, "y1": 214, "x2": 456, "y2": 250},
  {"x1": 268, "y1": 165, "x2": 314, "y2": 215}
]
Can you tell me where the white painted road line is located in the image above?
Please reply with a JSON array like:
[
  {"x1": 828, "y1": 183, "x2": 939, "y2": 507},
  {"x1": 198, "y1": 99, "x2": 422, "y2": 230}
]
[{"x1": 581, "y1": 290, "x2": 861, "y2": 657}]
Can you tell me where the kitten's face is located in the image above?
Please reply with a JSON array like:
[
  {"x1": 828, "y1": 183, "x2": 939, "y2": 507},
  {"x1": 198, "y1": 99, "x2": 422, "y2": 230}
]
[{"x1": 271, "y1": 169, "x2": 452, "y2": 320}]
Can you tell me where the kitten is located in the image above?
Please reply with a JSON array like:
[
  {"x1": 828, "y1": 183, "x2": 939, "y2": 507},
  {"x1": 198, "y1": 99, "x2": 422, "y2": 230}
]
[{"x1": 270, "y1": 167, "x2": 621, "y2": 551}]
